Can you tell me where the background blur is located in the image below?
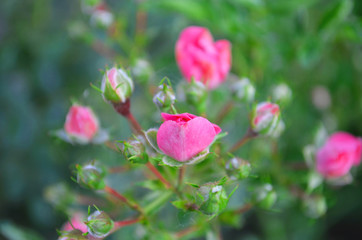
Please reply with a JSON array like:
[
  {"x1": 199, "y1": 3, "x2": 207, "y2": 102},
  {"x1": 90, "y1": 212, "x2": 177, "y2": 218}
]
[{"x1": 0, "y1": 0, "x2": 361, "y2": 239}]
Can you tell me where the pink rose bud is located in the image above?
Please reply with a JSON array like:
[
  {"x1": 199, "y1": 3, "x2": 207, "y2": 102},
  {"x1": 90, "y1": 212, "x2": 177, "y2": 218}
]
[
  {"x1": 64, "y1": 105, "x2": 99, "y2": 144},
  {"x1": 59, "y1": 213, "x2": 87, "y2": 240},
  {"x1": 316, "y1": 132, "x2": 362, "y2": 178},
  {"x1": 175, "y1": 26, "x2": 231, "y2": 89},
  {"x1": 251, "y1": 102, "x2": 281, "y2": 135},
  {"x1": 101, "y1": 67, "x2": 134, "y2": 104},
  {"x1": 157, "y1": 113, "x2": 221, "y2": 162}
]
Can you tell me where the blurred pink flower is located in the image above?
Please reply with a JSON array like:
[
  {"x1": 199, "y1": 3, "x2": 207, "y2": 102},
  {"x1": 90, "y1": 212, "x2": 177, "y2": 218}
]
[
  {"x1": 175, "y1": 26, "x2": 231, "y2": 89},
  {"x1": 157, "y1": 113, "x2": 221, "y2": 162},
  {"x1": 64, "y1": 105, "x2": 99, "y2": 143},
  {"x1": 316, "y1": 132, "x2": 362, "y2": 178}
]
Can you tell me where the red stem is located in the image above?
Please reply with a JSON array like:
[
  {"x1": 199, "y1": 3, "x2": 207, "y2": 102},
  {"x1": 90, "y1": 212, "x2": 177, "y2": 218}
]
[
  {"x1": 215, "y1": 101, "x2": 234, "y2": 124},
  {"x1": 229, "y1": 128, "x2": 258, "y2": 153},
  {"x1": 104, "y1": 186, "x2": 143, "y2": 213},
  {"x1": 146, "y1": 162, "x2": 172, "y2": 189},
  {"x1": 114, "y1": 218, "x2": 141, "y2": 228}
]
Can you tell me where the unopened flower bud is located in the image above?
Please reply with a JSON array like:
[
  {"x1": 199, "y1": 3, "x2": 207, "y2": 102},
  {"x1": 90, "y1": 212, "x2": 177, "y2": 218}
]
[
  {"x1": 225, "y1": 157, "x2": 251, "y2": 180},
  {"x1": 122, "y1": 140, "x2": 148, "y2": 164},
  {"x1": 253, "y1": 184, "x2": 277, "y2": 209},
  {"x1": 44, "y1": 183, "x2": 75, "y2": 209},
  {"x1": 90, "y1": 7, "x2": 114, "y2": 28},
  {"x1": 86, "y1": 210, "x2": 114, "y2": 238},
  {"x1": 302, "y1": 195, "x2": 326, "y2": 219},
  {"x1": 230, "y1": 77, "x2": 255, "y2": 103},
  {"x1": 251, "y1": 102, "x2": 281, "y2": 136},
  {"x1": 198, "y1": 184, "x2": 229, "y2": 215},
  {"x1": 64, "y1": 105, "x2": 99, "y2": 144},
  {"x1": 153, "y1": 84, "x2": 176, "y2": 111},
  {"x1": 101, "y1": 67, "x2": 134, "y2": 104},
  {"x1": 184, "y1": 80, "x2": 207, "y2": 113},
  {"x1": 76, "y1": 162, "x2": 106, "y2": 190},
  {"x1": 271, "y1": 83, "x2": 292, "y2": 105},
  {"x1": 131, "y1": 59, "x2": 153, "y2": 84}
]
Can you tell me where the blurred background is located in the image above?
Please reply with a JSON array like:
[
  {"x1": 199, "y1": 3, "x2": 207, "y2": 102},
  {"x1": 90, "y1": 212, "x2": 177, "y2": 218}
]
[{"x1": 0, "y1": 0, "x2": 361, "y2": 239}]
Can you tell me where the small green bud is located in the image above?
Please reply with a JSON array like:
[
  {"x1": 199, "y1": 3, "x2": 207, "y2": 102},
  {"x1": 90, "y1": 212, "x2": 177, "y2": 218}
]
[
  {"x1": 76, "y1": 162, "x2": 106, "y2": 190},
  {"x1": 86, "y1": 210, "x2": 114, "y2": 238},
  {"x1": 122, "y1": 140, "x2": 148, "y2": 164},
  {"x1": 131, "y1": 59, "x2": 153, "y2": 84},
  {"x1": 230, "y1": 77, "x2": 255, "y2": 103},
  {"x1": 101, "y1": 67, "x2": 134, "y2": 104},
  {"x1": 225, "y1": 157, "x2": 251, "y2": 180},
  {"x1": 153, "y1": 84, "x2": 176, "y2": 112},
  {"x1": 198, "y1": 184, "x2": 229, "y2": 215},
  {"x1": 303, "y1": 195, "x2": 326, "y2": 219},
  {"x1": 44, "y1": 183, "x2": 75, "y2": 209},
  {"x1": 253, "y1": 184, "x2": 277, "y2": 209},
  {"x1": 271, "y1": 83, "x2": 292, "y2": 105},
  {"x1": 184, "y1": 80, "x2": 207, "y2": 113}
]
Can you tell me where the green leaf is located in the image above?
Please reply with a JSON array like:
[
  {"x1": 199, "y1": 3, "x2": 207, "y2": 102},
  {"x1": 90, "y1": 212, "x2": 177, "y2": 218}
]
[
  {"x1": 0, "y1": 222, "x2": 44, "y2": 240},
  {"x1": 318, "y1": 0, "x2": 353, "y2": 32}
]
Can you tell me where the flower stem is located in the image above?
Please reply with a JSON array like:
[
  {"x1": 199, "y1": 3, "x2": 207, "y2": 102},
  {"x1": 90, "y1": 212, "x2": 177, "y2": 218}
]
[
  {"x1": 234, "y1": 203, "x2": 253, "y2": 214},
  {"x1": 229, "y1": 128, "x2": 258, "y2": 153},
  {"x1": 215, "y1": 101, "x2": 234, "y2": 124},
  {"x1": 113, "y1": 217, "x2": 141, "y2": 230},
  {"x1": 146, "y1": 162, "x2": 172, "y2": 189},
  {"x1": 175, "y1": 225, "x2": 200, "y2": 239},
  {"x1": 104, "y1": 186, "x2": 143, "y2": 214},
  {"x1": 177, "y1": 166, "x2": 186, "y2": 189},
  {"x1": 126, "y1": 112, "x2": 144, "y2": 136}
]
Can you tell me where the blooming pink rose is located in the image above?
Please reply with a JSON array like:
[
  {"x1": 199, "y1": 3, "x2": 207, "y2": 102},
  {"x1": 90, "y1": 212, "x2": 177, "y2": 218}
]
[
  {"x1": 316, "y1": 132, "x2": 362, "y2": 178},
  {"x1": 64, "y1": 105, "x2": 99, "y2": 143},
  {"x1": 59, "y1": 213, "x2": 87, "y2": 240},
  {"x1": 157, "y1": 113, "x2": 221, "y2": 162},
  {"x1": 251, "y1": 102, "x2": 280, "y2": 135},
  {"x1": 175, "y1": 26, "x2": 231, "y2": 89}
]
